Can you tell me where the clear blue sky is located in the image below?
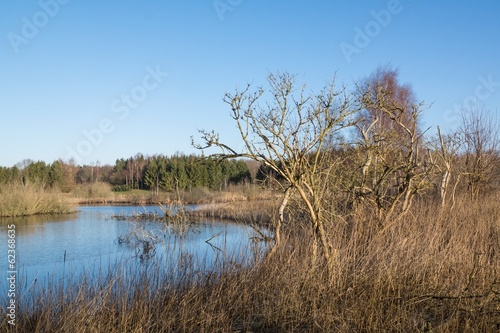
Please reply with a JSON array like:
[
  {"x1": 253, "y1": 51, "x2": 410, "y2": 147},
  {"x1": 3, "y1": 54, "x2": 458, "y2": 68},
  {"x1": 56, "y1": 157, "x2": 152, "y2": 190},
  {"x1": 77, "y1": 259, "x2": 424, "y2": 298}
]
[{"x1": 1, "y1": 0, "x2": 499, "y2": 167}]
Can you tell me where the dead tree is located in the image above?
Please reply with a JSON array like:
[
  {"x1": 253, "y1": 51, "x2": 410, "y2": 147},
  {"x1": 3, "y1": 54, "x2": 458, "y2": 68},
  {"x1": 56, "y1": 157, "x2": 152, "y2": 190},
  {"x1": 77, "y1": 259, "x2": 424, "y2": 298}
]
[
  {"x1": 427, "y1": 127, "x2": 462, "y2": 209},
  {"x1": 193, "y1": 72, "x2": 357, "y2": 272},
  {"x1": 353, "y1": 67, "x2": 433, "y2": 229},
  {"x1": 459, "y1": 104, "x2": 499, "y2": 200}
]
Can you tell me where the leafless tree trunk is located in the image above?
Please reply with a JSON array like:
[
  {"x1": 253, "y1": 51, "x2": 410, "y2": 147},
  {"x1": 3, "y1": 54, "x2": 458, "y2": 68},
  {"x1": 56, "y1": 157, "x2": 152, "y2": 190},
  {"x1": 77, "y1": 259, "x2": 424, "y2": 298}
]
[
  {"x1": 193, "y1": 72, "x2": 357, "y2": 274},
  {"x1": 353, "y1": 66, "x2": 433, "y2": 230},
  {"x1": 431, "y1": 126, "x2": 461, "y2": 209}
]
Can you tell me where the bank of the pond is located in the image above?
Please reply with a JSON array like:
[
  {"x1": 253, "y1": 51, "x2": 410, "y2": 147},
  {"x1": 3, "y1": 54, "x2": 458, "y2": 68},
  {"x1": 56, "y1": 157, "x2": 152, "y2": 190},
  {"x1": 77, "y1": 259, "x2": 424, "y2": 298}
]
[
  {"x1": 186, "y1": 200, "x2": 277, "y2": 225},
  {"x1": 68, "y1": 187, "x2": 279, "y2": 226},
  {"x1": 0, "y1": 183, "x2": 75, "y2": 217},
  {"x1": 67, "y1": 185, "x2": 277, "y2": 207},
  {"x1": 0, "y1": 181, "x2": 277, "y2": 220},
  {"x1": 0, "y1": 205, "x2": 264, "y2": 305}
]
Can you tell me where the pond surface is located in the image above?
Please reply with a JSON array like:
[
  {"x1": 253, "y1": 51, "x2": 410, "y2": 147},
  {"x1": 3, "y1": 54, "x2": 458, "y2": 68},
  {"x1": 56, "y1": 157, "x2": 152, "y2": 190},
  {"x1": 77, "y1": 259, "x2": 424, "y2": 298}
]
[{"x1": 0, "y1": 205, "x2": 265, "y2": 303}]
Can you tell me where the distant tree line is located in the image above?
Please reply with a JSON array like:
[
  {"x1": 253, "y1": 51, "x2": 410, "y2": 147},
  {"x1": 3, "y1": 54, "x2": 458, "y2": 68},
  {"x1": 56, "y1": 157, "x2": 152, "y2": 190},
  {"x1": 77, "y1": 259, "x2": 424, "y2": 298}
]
[
  {"x1": 0, "y1": 160, "x2": 65, "y2": 189},
  {"x1": 0, "y1": 154, "x2": 253, "y2": 193},
  {"x1": 124, "y1": 154, "x2": 251, "y2": 193}
]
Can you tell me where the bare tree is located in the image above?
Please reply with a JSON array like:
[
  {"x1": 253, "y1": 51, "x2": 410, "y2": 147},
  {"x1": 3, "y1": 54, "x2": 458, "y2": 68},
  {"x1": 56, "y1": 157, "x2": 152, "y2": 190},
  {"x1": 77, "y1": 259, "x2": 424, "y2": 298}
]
[
  {"x1": 193, "y1": 72, "x2": 357, "y2": 272},
  {"x1": 427, "y1": 127, "x2": 462, "y2": 209},
  {"x1": 356, "y1": 66, "x2": 418, "y2": 142},
  {"x1": 353, "y1": 67, "x2": 432, "y2": 229},
  {"x1": 459, "y1": 103, "x2": 499, "y2": 200}
]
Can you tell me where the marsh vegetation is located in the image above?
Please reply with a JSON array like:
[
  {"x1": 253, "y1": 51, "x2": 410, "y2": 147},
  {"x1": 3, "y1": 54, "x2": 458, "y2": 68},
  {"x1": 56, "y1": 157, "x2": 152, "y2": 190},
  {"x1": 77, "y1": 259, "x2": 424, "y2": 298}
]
[
  {"x1": 0, "y1": 182, "x2": 73, "y2": 217},
  {"x1": 1, "y1": 194, "x2": 498, "y2": 332}
]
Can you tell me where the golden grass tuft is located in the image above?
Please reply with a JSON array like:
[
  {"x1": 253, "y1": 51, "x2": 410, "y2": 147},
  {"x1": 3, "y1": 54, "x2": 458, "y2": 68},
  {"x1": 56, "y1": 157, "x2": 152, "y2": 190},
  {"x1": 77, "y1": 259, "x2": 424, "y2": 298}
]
[
  {"x1": 0, "y1": 182, "x2": 74, "y2": 217},
  {"x1": 188, "y1": 199, "x2": 278, "y2": 225},
  {"x1": 177, "y1": 185, "x2": 277, "y2": 205},
  {"x1": 70, "y1": 182, "x2": 114, "y2": 204}
]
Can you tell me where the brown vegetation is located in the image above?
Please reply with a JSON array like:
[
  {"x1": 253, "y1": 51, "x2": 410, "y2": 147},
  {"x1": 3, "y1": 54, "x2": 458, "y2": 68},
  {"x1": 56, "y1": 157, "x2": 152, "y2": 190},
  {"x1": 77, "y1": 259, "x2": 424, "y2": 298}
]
[
  {"x1": 0, "y1": 182, "x2": 74, "y2": 217},
  {"x1": 65, "y1": 184, "x2": 274, "y2": 206},
  {"x1": 4, "y1": 192, "x2": 498, "y2": 332},
  {"x1": 188, "y1": 199, "x2": 278, "y2": 225}
]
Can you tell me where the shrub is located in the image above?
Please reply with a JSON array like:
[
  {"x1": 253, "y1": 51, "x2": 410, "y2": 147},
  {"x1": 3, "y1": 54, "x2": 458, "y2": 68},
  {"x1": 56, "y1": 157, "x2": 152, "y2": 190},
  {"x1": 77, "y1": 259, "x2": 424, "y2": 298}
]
[
  {"x1": 0, "y1": 182, "x2": 73, "y2": 217},
  {"x1": 112, "y1": 184, "x2": 131, "y2": 192},
  {"x1": 71, "y1": 182, "x2": 113, "y2": 202}
]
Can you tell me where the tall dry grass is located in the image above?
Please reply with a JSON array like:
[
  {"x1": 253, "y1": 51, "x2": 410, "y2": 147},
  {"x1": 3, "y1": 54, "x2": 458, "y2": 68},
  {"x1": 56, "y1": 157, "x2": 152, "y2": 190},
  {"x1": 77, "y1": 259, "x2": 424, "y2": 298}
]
[
  {"x1": 0, "y1": 182, "x2": 73, "y2": 217},
  {"x1": 2, "y1": 193, "x2": 499, "y2": 332},
  {"x1": 188, "y1": 199, "x2": 278, "y2": 225},
  {"x1": 67, "y1": 184, "x2": 275, "y2": 206},
  {"x1": 177, "y1": 185, "x2": 276, "y2": 205},
  {"x1": 70, "y1": 182, "x2": 114, "y2": 204}
]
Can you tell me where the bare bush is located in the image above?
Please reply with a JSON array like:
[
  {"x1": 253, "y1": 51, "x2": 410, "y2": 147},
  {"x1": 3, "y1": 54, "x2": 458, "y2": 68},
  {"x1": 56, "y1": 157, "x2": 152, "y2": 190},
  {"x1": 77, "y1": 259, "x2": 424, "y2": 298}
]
[{"x1": 459, "y1": 103, "x2": 500, "y2": 199}]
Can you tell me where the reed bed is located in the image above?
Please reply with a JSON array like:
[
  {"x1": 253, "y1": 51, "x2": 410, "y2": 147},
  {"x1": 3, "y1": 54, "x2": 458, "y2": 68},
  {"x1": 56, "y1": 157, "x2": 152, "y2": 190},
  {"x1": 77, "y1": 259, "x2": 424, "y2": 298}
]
[
  {"x1": 67, "y1": 185, "x2": 276, "y2": 206},
  {"x1": 1, "y1": 193, "x2": 498, "y2": 332},
  {"x1": 187, "y1": 199, "x2": 278, "y2": 225},
  {"x1": 69, "y1": 182, "x2": 115, "y2": 205},
  {"x1": 0, "y1": 182, "x2": 74, "y2": 217},
  {"x1": 176, "y1": 185, "x2": 277, "y2": 205}
]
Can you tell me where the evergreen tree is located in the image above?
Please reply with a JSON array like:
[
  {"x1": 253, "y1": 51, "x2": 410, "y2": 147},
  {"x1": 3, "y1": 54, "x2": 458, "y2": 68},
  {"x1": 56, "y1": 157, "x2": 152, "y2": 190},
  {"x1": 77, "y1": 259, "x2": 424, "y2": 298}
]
[{"x1": 48, "y1": 161, "x2": 64, "y2": 188}]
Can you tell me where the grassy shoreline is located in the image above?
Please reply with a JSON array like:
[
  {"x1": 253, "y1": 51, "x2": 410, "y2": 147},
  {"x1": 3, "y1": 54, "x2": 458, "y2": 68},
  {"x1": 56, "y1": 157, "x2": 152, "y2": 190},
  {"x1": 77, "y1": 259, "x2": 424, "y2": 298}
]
[
  {"x1": 67, "y1": 185, "x2": 277, "y2": 208},
  {"x1": 0, "y1": 181, "x2": 277, "y2": 218},
  {"x1": 185, "y1": 200, "x2": 277, "y2": 225},
  {"x1": 0, "y1": 183, "x2": 75, "y2": 217}
]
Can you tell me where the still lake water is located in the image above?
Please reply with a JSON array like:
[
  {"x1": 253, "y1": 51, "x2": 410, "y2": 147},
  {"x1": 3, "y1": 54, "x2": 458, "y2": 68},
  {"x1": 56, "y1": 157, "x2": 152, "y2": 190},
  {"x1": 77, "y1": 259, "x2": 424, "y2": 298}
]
[{"x1": 0, "y1": 205, "x2": 264, "y2": 303}]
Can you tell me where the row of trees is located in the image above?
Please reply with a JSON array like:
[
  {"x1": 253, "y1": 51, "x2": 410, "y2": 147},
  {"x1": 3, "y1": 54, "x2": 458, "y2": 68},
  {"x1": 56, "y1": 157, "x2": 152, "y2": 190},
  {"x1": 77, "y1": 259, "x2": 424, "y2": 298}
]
[
  {"x1": 195, "y1": 67, "x2": 500, "y2": 274},
  {"x1": 0, "y1": 160, "x2": 65, "y2": 189},
  {"x1": 142, "y1": 155, "x2": 250, "y2": 194},
  {"x1": 0, "y1": 154, "x2": 252, "y2": 193}
]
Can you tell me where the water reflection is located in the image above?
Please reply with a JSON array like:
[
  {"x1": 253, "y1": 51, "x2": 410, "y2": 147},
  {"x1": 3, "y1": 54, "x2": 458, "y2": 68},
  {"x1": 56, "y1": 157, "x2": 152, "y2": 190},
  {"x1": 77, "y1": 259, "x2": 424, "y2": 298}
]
[
  {"x1": 0, "y1": 213, "x2": 78, "y2": 236},
  {"x1": 0, "y1": 206, "x2": 266, "y2": 304}
]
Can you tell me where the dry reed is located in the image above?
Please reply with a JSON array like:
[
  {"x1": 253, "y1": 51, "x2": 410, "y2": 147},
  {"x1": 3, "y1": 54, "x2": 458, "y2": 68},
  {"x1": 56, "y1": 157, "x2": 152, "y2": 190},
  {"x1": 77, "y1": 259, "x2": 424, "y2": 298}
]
[
  {"x1": 2, "y1": 193, "x2": 498, "y2": 332},
  {"x1": 0, "y1": 182, "x2": 74, "y2": 217}
]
